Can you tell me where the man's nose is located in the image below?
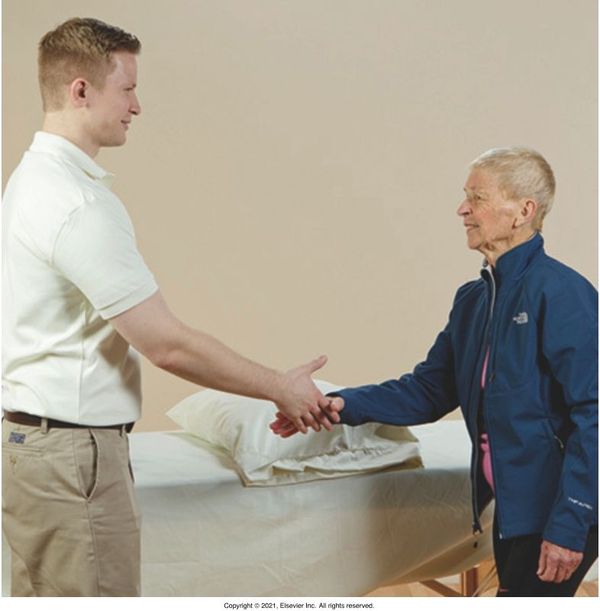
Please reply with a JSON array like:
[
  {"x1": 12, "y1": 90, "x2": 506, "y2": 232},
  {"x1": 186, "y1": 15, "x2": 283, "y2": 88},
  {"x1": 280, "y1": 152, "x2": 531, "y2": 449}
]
[{"x1": 131, "y1": 93, "x2": 141, "y2": 116}]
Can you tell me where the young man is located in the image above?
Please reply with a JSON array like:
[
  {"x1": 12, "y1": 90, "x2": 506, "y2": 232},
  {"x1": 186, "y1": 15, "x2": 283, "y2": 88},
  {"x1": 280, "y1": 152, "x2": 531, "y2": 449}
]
[{"x1": 2, "y1": 17, "x2": 338, "y2": 596}]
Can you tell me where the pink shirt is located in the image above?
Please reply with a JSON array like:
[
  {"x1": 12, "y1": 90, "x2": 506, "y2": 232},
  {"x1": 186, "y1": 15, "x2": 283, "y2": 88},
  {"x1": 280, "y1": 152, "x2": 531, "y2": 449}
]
[{"x1": 480, "y1": 348, "x2": 494, "y2": 493}]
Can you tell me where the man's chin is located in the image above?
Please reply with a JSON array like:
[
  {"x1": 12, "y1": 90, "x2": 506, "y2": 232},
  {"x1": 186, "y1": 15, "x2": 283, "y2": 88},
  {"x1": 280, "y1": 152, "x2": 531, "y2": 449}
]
[{"x1": 101, "y1": 135, "x2": 128, "y2": 148}]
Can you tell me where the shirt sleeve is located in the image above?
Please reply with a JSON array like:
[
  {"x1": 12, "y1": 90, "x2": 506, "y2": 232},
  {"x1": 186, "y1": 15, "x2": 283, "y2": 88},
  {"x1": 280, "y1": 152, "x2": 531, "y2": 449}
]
[{"x1": 51, "y1": 193, "x2": 158, "y2": 319}]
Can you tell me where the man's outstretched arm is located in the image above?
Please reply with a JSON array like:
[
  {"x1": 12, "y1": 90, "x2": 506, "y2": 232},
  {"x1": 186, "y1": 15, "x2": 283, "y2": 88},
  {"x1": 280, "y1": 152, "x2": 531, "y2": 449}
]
[{"x1": 110, "y1": 291, "x2": 333, "y2": 433}]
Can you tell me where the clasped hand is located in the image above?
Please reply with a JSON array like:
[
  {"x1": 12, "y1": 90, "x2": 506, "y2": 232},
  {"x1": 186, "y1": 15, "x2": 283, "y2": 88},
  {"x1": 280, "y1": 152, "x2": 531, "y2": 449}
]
[
  {"x1": 270, "y1": 355, "x2": 336, "y2": 433},
  {"x1": 272, "y1": 359, "x2": 345, "y2": 438},
  {"x1": 271, "y1": 354, "x2": 345, "y2": 434}
]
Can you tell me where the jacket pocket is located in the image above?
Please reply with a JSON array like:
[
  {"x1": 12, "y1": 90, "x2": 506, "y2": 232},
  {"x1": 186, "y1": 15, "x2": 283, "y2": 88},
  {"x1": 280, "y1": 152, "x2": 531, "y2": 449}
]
[{"x1": 542, "y1": 419, "x2": 565, "y2": 456}]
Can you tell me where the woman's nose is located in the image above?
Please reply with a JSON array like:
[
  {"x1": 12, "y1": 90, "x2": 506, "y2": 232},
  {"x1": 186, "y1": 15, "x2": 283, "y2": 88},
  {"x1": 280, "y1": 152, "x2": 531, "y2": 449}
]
[{"x1": 457, "y1": 199, "x2": 470, "y2": 216}]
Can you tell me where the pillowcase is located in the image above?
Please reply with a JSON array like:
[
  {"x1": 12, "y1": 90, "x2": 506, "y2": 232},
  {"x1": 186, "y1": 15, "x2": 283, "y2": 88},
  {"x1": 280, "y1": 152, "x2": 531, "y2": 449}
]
[{"x1": 166, "y1": 380, "x2": 422, "y2": 486}]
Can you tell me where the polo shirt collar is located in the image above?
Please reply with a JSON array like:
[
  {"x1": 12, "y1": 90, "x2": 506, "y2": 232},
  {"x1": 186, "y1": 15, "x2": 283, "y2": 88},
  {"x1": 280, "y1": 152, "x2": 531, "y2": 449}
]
[{"x1": 30, "y1": 131, "x2": 115, "y2": 188}]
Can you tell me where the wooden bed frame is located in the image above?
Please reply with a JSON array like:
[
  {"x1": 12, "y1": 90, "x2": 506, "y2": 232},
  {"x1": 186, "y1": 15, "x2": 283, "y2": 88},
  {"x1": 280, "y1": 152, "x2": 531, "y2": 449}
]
[{"x1": 420, "y1": 561, "x2": 498, "y2": 596}]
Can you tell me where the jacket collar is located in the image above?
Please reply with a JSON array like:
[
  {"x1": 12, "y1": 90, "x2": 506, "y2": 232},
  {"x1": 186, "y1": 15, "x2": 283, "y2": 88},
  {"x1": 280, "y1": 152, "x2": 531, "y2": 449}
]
[
  {"x1": 481, "y1": 232, "x2": 544, "y2": 287},
  {"x1": 29, "y1": 131, "x2": 115, "y2": 188}
]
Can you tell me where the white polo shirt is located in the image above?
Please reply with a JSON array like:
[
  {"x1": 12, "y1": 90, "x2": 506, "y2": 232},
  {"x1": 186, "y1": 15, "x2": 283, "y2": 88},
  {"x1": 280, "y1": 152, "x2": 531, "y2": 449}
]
[{"x1": 2, "y1": 132, "x2": 158, "y2": 425}]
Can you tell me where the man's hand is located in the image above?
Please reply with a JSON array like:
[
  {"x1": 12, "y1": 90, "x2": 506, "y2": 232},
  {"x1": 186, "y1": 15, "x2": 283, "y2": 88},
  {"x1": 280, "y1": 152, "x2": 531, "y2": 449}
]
[
  {"x1": 537, "y1": 540, "x2": 583, "y2": 583},
  {"x1": 272, "y1": 355, "x2": 339, "y2": 434},
  {"x1": 270, "y1": 395, "x2": 345, "y2": 437}
]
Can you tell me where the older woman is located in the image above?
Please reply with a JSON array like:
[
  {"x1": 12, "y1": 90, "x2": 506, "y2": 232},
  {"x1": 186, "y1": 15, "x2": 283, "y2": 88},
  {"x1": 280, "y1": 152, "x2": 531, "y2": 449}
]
[{"x1": 271, "y1": 147, "x2": 598, "y2": 596}]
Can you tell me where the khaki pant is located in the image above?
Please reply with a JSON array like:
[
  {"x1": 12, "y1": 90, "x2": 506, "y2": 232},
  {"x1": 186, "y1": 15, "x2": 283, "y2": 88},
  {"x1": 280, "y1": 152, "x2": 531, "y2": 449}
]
[{"x1": 2, "y1": 419, "x2": 141, "y2": 596}]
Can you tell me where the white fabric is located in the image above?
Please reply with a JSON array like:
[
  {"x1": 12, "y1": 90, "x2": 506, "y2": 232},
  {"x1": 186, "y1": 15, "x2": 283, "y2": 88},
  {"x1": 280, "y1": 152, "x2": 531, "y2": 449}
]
[
  {"x1": 2, "y1": 132, "x2": 158, "y2": 425},
  {"x1": 131, "y1": 421, "x2": 495, "y2": 596},
  {"x1": 167, "y1": 380, "x2": 422, "y2": 485}
]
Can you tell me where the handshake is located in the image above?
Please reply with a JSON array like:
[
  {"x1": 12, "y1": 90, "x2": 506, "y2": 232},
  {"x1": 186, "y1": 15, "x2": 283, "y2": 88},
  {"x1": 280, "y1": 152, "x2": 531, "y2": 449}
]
[{"x1": 268, "y1": 354, "x2": 345, "y2": 438}]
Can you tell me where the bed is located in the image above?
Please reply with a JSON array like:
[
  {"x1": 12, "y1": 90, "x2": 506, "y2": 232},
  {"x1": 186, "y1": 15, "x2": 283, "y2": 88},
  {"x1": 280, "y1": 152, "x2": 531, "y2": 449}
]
[{"x1": 132, "y1": 419, "x2": 494, "y2": 597}]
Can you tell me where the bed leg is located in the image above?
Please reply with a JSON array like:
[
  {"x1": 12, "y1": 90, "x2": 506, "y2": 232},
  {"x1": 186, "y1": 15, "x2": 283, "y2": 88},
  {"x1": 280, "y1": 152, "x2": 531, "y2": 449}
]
[
  {"x1": 460, "y1": 567, "x2": 479, "y2": 596},
  {"x1": 461, "y1": 561, "x2": 498, "y2": 596},
  {"x1": 419, "y1": 562, "x2": 497, "y2": 597}
]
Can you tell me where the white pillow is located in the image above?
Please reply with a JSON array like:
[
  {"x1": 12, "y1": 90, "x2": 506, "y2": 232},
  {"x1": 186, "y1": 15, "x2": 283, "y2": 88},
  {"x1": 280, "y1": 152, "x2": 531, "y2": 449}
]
[{"x1": 167, "y1": 380, "x2": 422, "y2": 486}]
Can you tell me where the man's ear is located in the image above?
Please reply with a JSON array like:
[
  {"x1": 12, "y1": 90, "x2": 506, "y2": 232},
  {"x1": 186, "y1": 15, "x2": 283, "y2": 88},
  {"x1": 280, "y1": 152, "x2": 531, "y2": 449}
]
[{"x1": 68, "y1": 78, "x2": 90, "y2": 108}]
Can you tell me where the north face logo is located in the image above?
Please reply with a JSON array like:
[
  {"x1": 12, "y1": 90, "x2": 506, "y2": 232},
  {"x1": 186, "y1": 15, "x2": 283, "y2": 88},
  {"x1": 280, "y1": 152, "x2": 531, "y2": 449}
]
[{"x1": 512, "y1": 312, "x2": 528, "y2": 325}]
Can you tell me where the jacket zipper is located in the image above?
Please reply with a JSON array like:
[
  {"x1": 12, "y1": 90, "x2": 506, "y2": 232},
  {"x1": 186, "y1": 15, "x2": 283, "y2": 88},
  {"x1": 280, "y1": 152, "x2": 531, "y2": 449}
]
[
  {"x1": 472, "y1": 265, "x2": 496, "y2": 536},
  {"x1": 485, "y1": 408, "x2": 504, "y2": 538}
]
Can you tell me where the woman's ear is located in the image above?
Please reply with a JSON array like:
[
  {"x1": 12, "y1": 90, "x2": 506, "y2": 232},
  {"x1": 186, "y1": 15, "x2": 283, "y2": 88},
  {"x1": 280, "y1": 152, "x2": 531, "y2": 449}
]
[{"x1": 515, "y1": 198, "x2": 538, "y2": 227}]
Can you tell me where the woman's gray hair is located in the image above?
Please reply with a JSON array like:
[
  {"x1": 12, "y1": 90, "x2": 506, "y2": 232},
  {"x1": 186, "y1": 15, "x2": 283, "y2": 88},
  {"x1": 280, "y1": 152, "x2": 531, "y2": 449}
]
[{"x1": 469, "y1": 147, "x2": 555, "y2": 231}]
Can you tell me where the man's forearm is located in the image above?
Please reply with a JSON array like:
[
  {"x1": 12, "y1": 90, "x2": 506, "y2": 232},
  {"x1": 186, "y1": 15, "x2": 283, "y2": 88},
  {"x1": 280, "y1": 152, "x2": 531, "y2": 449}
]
[
  {"x1": 110, "y1": 292, "x2": 285, "y2": 401},
  {"x1": 109, "y1": 291, "x2": 330, "y2": 432},
  {"x1": 154, "y1": 320, "x2": 285, "y2": 403}
]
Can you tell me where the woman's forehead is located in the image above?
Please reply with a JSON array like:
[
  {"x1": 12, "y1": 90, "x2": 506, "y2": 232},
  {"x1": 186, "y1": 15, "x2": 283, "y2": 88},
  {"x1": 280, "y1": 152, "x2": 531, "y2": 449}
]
[{"x1": 464, "y1": 168, "x2": 500, "y2": 192}]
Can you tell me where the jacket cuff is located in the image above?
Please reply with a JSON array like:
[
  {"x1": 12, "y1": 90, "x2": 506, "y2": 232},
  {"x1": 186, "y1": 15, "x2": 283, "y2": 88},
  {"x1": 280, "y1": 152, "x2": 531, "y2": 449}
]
[
  {"x1": 542, "y1": 522, "x2": 590, "y2": 553},
  {"x1": 326, "y1": 390, "x2": 364, "y2": 426}
]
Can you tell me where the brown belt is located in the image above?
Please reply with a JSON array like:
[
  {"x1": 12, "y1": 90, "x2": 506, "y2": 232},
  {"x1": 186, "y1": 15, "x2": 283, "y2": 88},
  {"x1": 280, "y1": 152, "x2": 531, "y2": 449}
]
[{"x1": 3, "y1": 410, "x2": 134, "y2": 432}]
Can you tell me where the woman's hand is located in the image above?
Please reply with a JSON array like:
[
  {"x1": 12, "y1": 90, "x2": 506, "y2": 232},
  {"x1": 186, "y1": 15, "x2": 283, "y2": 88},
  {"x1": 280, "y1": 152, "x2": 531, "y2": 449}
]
[{"x1": 537, "y1": 540, "x2": 583, "y2": 583}]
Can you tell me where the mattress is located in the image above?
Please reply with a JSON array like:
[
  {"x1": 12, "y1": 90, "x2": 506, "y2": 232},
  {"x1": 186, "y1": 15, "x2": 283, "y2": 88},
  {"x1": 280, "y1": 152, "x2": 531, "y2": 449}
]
[{"x1": 132, "y1": 420, "x2": 494, "y2": 596}]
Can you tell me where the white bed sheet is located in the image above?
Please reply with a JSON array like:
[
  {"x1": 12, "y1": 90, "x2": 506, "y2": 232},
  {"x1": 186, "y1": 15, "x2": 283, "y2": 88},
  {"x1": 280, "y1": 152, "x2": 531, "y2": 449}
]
[{"x1": 133, "y1": 420, "x2": 494, "y2": 596}]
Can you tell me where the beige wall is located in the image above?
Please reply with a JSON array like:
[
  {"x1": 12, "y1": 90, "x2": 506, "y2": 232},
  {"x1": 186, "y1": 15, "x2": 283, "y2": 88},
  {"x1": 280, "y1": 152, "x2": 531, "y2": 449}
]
[{"x1": 3, "y1": 0, "x2": 597, "y2": 432}]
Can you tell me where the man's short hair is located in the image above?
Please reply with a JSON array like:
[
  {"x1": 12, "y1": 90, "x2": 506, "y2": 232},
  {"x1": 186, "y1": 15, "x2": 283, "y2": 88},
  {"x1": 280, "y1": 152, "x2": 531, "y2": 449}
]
[
  {"x1": 469, "y1": 146, "x2": 556, "y2": 231},
  {"x1": 38, "y1": 17, "x2": 141, "y2": 112}
]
